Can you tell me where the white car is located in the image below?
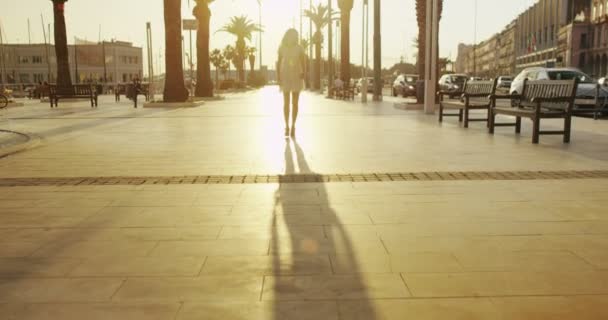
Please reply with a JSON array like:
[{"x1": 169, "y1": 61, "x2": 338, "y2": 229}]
[{"x1": 510, "y1": 67, "x2": 603, "y2": 100}]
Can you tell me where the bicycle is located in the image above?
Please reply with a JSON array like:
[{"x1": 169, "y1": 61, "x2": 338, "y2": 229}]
[
  {"x1": 0, "y1": 87, "x2": 11, "y2": 109},
  {"x1": 0, "y1": 92, "x2": 8, "y2": 109}
]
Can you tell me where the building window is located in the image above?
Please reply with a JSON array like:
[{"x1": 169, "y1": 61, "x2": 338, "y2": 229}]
[
  {"x1": 32, "y1": 56, "x2": 43, "y2": 64},
  {"x1": 33, "y1": 73, "x2": 44, "y2": 83},
  {"x1": 593, "y1": 4, "x2": 597, "y2": 21},
  {"x1": 19, "y1": 74, "x2": 30, "y2": 83},
  {"x1": 18, "y1": 56, "x2": 29, "y2": 64}
]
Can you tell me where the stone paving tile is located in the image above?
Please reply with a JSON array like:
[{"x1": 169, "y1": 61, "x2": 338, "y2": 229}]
[
  {"x1": 113, "y1": 276, "x2": 262, "y2": 302},
  {"x1": 489, "y1": 295, "x2": 608, "y2": 320},
  {"x1": 0, "y1": 242, "x2": 45, "y2": 258},
  {"x1": 31, "y1": 240, "x2": 157, "y2": 258},
  {"x1": 176, "y1": 301, "x2": 339, "y2": 320},
  {"x1": 149, "y1": 239, "x2": 270, "y2": 257},
  {"x1": 219, "y1": 225, "x2": 325, "y2": 240},
  {"x1": 389, "y1": 252, "x2": 464, "y2": 273},
  {"x1": 402, "y1": 271, "x2": 608, "y2": 297},
  {"x1": 0, "y1": 258, "x2": 81, "y2": 277},
  {"x1": 572, "y1": 249, "x2": 608, "y2": 269},
  {"x1": 0, "y1": 278, "x2": 124, "y2": 302},
  {"x1": 202, "y1": 255, "x2": 332, "y2": 276},
  {"x1": 338, "y1": 298, "x2": 499, "y2": 320},
  {"x1": 262, "y1": 274, "x2": 411, "y2": 300},
  {"x1": 330, "y1": 254, "x2": 392, "y2": 274},
  {"x1": 69, "y1": 257, "x2": 206, "y2": 277},
  {"x1": 0, "y1": 303, "x2": 181, "y2": 320},
  {"x1": 269, "y1": 237, "x2": 387, "y2": 256},
  {"x1": 452, "y1": 250, "x2": 593, "y2": 271}
]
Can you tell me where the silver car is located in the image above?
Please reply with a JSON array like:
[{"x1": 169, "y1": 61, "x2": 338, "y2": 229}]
[{"x1": 510, "y1": 67, "x2": 605, "y2": 100}]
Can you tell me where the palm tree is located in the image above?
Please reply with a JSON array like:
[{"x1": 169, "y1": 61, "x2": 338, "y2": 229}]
[
  {"x1": 193, "y1": 0, "x2": 214, "y2": 97},
  {"x1": 219, "y1": 15, "x2": 262, "y2": 83},
  {"x1": 163, "y1": 0, "x2": 189, "y2": 102},
  {"x1": 51, "y1": 0, "x2": 72, "y2": 93},
  {"x1": 337, "y1": 0, "x2": 353, "y2": 85},
  {"x1": 223, "y1": 45, "x2": 235, "y2": 79},
  {"x1": 305, "y1": 3, "x2": 329, "y2": 90},
  {"x1": 210, "y1": 49, "x2": 224, "y2": 86},
  {"x1": 415, "y1": 0, "x2": 443, "y2": 80},
  {"x1": 300, "y1": 38, "x2": 311, "y2": 88}
]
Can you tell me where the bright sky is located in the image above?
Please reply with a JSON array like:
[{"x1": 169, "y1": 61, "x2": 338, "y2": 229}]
[{"x1": 1, "y1": 0, "x2": 537, "y2": 73}]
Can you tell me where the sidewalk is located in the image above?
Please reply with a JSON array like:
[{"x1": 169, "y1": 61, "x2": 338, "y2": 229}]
[{"x1": 1, "y1": 88, "x2": 607, "y2": 319}]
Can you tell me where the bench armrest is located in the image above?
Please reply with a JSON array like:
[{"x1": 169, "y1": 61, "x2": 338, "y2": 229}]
[
  {"x1": 530, "y1": 96, "x2": 573, "y2": 103},
  {"x1": 489, "y1": 94, "x2": 520, "y2": 100},
  {"x1": 463, "y1": 93, "x2": 491, "y2": 98}
]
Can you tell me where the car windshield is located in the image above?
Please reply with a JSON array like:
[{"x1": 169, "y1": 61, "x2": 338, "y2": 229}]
[
  {"x1": 547, "y1": 70, "x2": 594, "y2": 83},
  {"x1": 500, "y1": 77, "x2": 512, "y2": 81},
  {"x1": 404, "y1": 76, "x2": 417, "y2": 83},
  {"x1": 452, "y1": 76, "x2": 467, "y2": 83}
]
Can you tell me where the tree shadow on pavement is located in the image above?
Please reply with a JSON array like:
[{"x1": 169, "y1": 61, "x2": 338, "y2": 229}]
[{"x1": 270, "y1": 139, "x2": 377, "y2": 319}]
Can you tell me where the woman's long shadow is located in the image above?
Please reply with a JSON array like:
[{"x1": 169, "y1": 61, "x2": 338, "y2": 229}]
[{"x1": 270, "y1": 139, "x2": 377, "y2": 318}]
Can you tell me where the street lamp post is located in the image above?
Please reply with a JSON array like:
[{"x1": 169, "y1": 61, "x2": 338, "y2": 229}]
[
  {"x1": 361, "y1": 0, "x2": 368, "y2": 102},
  {"x1": 258, "y1": 0, "x2": 262, "y2": 70},
  {"x1": 423, "y1": 0, "x2": 439, "y2": 113},
  {"x1": 327, "y1": 0, "x2": 333, "y2": 97},
  {"x1": 373, "y1": 0, "x2": 381, "y2": 101}
]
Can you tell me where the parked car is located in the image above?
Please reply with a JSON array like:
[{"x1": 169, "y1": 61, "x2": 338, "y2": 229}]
[
  {"x1": 497, "y1": 76, "x2": 513, "y2": 89},
  {"x1": 510, "y1": 67, "x2": 605, "y2": 101},
  {"x1": 392, "y1": 74, "x2": 418, "y2": 97},
  {"x1": 356, "y1": 77, "x2": 374, "y2": 93},
  {"x1": 438, "y1": 74, "x2": 468, "y2": 98}
]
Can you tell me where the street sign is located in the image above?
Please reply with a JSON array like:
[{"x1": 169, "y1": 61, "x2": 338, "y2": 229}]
[{"x1": 182, "y1": 19, "x2": 198, "y2": 31}]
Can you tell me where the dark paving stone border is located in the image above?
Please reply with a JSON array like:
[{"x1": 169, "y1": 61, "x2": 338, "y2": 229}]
[
  {"x1": 0, "y1": 170, "x2": 607, "y2": 186},
  {"x1": 0, "y1": 130, "x2": 41, "y2": 159}
]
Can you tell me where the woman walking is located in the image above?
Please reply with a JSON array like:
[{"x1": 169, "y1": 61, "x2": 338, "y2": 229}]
[{"x1": 277, "y1": 29, "x2": 306, "y2": 137}]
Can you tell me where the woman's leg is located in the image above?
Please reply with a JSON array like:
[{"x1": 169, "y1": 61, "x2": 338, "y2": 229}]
[
  {"x1": 283, "y1": 91, "x2": 291, "y2": 130},
  {"x1": 291, "y1": 91, "x2": 300, "y2": 128}
]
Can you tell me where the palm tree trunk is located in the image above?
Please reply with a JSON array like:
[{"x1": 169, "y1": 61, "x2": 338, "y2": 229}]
[
  {"x1": 416, "y1": 0, "x2": 426, "y2": 81},
  {"x1": 340, "y1": 10, "x2": 351, "y2": 85},
  {"x1": 315, "y1": 36, "x2": 322, "y2": 90},
  {"x1": 236, "y1": 39, "x2": 246, "y2": 83},
  {"x1": 163, "y1": 0, "x2": 188, "y2": 102},
  {"x1": 194, "y1": 3, "x2": 213, "y2": 97},
  {"x1": 416, "y1": 0, "x2": 443, "y2": 81},
  {"x1": 51, "y1": 0, "x2": 72, "y2": 93}
]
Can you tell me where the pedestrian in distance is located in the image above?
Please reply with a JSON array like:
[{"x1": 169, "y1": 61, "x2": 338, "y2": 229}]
[
  {"x1": 277, "y1": 28, "x2": 306, "y2": 138},
  {"x1": 115, "y1": 83, "x2": 121, "y2": 102}
]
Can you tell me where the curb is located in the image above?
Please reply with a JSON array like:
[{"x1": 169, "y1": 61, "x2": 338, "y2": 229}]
[{"x1": 0, "y1": 130, "x2": 42, "y2": 159}]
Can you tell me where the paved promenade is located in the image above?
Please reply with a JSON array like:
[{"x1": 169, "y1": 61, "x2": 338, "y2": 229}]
[{"x1": 1, "y1": 87, "x2": 608, "y2": 319}]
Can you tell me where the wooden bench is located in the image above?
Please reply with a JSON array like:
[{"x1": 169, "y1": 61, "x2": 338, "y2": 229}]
[
  {"x1": 330, "y1": 86, "x2": 355, "y2": 100},
  {"x1": 489, "y1": 79, "x2": 577, "y2": 144},
  {"x1": 438, "y1": 79, "x2": 497, "y2": 128},
  {"x1": 49, "y1": 84, "x2": 98, "y2": 108}
]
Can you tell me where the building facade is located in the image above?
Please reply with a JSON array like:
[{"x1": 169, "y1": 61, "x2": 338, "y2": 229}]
[
  {"x1": 455, "y1": 21, "x2": 516, "y2": 77},
  {"x1": 0, "y1": 41, "x2": 142, "y2": 85},
  {"x1": 514, "y1": 0, "x2": 568, "y2": 71},
  {"x1": 455, "y1": 0, "x2": 595, "y2": 77}
]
